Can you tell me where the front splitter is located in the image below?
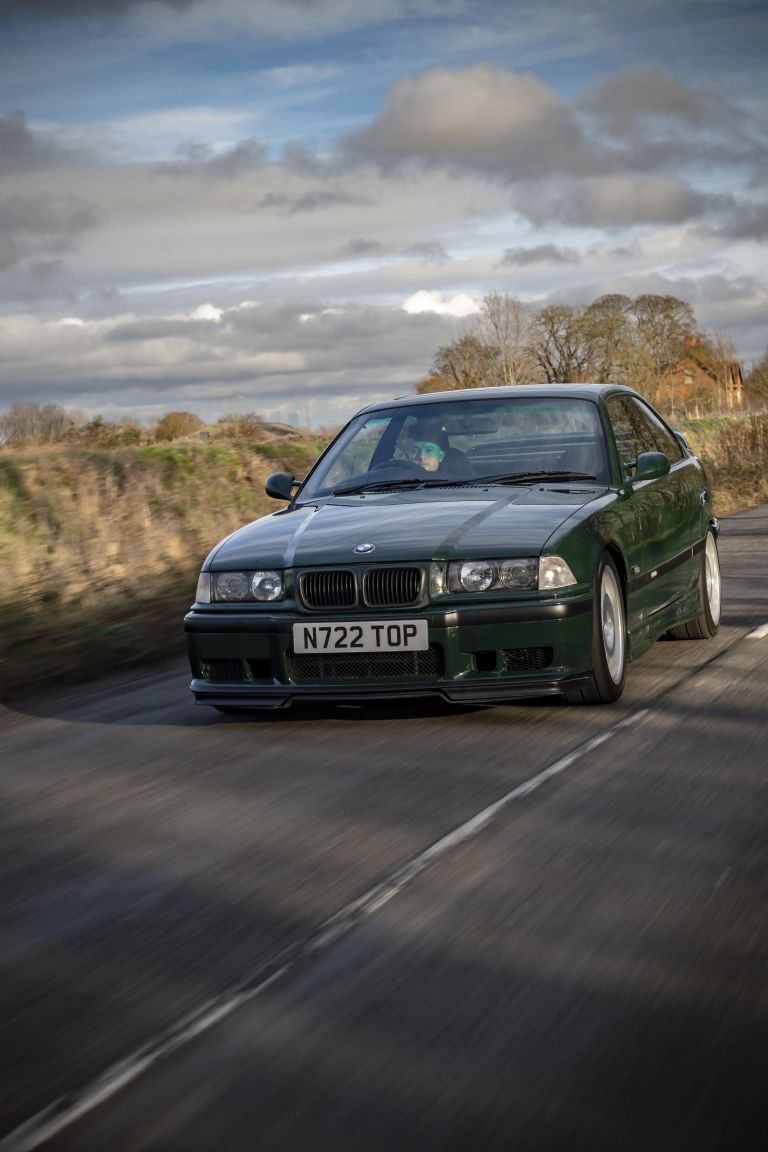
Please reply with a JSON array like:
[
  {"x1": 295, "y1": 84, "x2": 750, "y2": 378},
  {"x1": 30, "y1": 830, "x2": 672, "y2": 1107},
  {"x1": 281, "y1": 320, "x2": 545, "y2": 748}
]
[{"x1": 190, "y1": 672, "x2": 592, "y2": 710}]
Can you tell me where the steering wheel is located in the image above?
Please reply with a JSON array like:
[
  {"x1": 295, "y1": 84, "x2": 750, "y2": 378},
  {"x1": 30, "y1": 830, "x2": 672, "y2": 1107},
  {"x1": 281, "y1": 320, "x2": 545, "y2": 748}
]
[{"x1": 369, "y1": 459, "x2": 427, "y2": 479}]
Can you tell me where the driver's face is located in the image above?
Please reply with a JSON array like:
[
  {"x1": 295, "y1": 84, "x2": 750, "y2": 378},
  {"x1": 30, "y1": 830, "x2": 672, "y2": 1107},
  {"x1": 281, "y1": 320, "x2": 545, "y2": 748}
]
[{"x1": 410, "y1": 440, "x2": 443, "y2": 471}]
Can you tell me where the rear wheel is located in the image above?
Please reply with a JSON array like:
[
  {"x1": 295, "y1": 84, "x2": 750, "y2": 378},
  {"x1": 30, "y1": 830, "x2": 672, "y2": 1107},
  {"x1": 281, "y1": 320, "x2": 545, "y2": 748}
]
[
  {"x1": 564, "y1": 553, "x2": 626, "y2": 704},
  {"x1": 666, "y1": 529, "x2": 721, "y2": 640}
]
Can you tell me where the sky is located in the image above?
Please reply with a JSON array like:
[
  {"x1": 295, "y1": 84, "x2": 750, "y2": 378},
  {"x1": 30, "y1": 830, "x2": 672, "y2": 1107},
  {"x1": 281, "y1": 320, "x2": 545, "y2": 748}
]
[{"x1": 0, "y1": 0, "x2": 766, "y2": 429}]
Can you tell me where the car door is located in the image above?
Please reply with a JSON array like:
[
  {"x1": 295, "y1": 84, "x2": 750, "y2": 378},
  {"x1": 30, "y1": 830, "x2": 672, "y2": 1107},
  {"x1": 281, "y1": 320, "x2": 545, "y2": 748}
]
[{"x1": 606, "y1": 394, "x2": 700, "y2": 634}]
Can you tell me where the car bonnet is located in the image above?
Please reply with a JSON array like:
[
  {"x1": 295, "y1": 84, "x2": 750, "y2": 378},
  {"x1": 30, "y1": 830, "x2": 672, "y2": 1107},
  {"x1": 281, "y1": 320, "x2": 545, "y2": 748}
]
[{"x1": 209, "y1": 486, "x2": 604, "y2": 569}]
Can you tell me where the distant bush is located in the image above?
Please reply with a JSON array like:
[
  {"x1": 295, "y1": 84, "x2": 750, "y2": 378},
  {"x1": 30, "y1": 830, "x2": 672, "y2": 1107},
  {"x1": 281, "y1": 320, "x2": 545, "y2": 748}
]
[
  {"x1": 0, "y1": 402, "x2": 75, "y2": 445},
  {"x1": 679, "y1": 412, "x2": 768, "y2": 513},
  {"x1": 216, "y1": 412, "x2": 266, "y2": 438},
  {"x1": 153, "y1": 411, "x2": 204, "y2": 441}
]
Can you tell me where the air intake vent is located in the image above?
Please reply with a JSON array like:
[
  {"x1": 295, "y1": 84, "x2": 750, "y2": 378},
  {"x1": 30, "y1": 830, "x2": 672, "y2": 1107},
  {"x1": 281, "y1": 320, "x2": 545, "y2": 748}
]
[
  {"x1": 290, "y1": 647, "x2": 440, "y2": 681},
  {"x1": 201, "y1": 659, "x2": 246, "y2": 682},
  {"x1": 501, "y1": 647, "x2": 553, "y2": 672},
  {"x1": 300, "y1": 570, "x2": 356, "y2": 609},
  {"x1": 363, "y1": 566, "x2": 422, "y2": 607}
]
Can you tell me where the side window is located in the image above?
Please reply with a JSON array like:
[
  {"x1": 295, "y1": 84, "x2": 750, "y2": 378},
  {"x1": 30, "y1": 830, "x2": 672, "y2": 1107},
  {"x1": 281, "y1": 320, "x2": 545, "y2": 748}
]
[
  {"x1": 606, "y1": 395, "x2": 655, "y2": 475},
  {"x1": 320, "y1": 417, "x2": 390, "y2": 488},
  {"x1": 630, "y1": 399, "x2": 685, "y2": 462}
]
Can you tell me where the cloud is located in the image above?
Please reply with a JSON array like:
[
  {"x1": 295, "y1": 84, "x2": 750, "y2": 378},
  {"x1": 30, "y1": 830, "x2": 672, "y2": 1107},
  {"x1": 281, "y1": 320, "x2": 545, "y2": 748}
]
[
  {"x1": 577, "y1": 66, "x2": 768, "y2": 180},
  {"x1": 0, "y1": 192, "x2": 100, "y2": 271},
  {"x1": 402, "y1": 290, "x2": 479, "y2": 317},
  {"x1": 258, "y1": 184, "x2": 375, "y2": 215},
  {"x1": 578, "y1": 66, "x2": 712, "y2": 135},
  {"x1": 701, "y1": 200, "x2": 768, "y2": 242},
  {"x1": 297, "y1": 189, "x2": 371, "y2": 213},
  {"x1": 513, "y1": 175, "x2": 713, "y2": 228},
  {"x1": 501, "y1": 244, "x2": 580, "y2": 266},
  {"x1": 107, "y1": 315, "x2": 221, "y2": 341},
  {"x1": 344, "y1": 63, "x2": 603, "y2": 180},
  {"x1": 0, "y1": 112, "x2": 73, "y2": 173},
  {"x1": 161, "y1": 139, "x2": 268, "y2": 177},
  {"x1": 404, "y1": 241, "x2": 450, "y2": 264},
  {"x1": 0, "y1": 299, "x2": 458, "y2": 424},
  {"x1": 27, "y1": 258, "x2": 67, "y2": 284},
  {"x1": 1, "y1": 1, "x2": 195, "y2": 16},
  {"x1": 337, "y1": 238, "x2": 386, "y2": 258}
]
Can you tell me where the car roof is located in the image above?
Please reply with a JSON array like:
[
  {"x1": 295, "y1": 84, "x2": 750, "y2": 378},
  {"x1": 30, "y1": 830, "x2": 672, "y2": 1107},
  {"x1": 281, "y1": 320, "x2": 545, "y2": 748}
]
[{"x1": 356, "y1": 383, "x2": 637, "y2": 415}]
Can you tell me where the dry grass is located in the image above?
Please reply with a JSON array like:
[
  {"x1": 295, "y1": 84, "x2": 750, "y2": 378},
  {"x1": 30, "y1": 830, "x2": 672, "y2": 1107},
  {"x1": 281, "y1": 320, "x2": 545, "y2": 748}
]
[
  {"x1": 1, "y1": 414, "x2": 765, "y2": 698},
  {"x1": 0, "y1": 439, "x2": 324, "y2": 696},
  {"x1": 678, "y1": 412, "x2": 768, "y2": 515}
]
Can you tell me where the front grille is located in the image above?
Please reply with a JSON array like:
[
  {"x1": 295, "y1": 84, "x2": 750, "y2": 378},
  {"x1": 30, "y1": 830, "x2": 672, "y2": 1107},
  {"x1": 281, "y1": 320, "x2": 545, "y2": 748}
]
[
  {"x1": 202, "y1": 659, "x2": 246, "y2": 682},
  {"x1": 290, "y1": 646, "x2": 441, "y2": 681},
  {"x1": 363, "y1": 566, "x2": 422, "y2": 607},
  {"x1": 300, "y1": 570, "x2": 356, "y2": 609},
  {"x1": 501, "y1": 647, "x2": 553, "y2": 672}
]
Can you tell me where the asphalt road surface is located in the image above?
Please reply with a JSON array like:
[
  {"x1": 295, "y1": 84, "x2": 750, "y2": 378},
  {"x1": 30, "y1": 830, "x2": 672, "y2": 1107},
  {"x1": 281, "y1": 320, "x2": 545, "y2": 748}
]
[{"x1": 1, "y1": 506, "x2": 766, "y2": 1151}]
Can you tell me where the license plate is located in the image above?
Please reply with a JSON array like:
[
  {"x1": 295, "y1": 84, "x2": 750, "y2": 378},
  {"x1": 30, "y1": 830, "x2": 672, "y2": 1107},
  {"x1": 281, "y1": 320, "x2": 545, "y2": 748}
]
[{"x1": 293, "y1": 620, "x2": 428, "y2": 654}]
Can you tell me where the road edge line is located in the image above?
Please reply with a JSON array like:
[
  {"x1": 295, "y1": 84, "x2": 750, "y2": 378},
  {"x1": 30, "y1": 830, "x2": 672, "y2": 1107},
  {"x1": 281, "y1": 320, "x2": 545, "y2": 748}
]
[{"x1": 0, "y1": 708, "x2": 650, "y2": 1152}]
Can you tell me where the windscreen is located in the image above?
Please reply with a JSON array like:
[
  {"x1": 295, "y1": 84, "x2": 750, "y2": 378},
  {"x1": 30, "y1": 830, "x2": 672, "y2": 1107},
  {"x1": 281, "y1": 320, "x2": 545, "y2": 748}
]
[{"x1": 300, "y1": 396, "x2": 608, "y2": 497}]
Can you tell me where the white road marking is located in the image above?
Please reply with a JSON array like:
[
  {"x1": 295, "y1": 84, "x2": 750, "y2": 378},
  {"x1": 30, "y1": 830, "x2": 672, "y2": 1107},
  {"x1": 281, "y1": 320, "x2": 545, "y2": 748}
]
[
  {"x1": 0, "y1": 708, "x2": 650, "y2": 1152},
  {"x1": 746, "y1": 622, "x2": 768, "y2": 639}
]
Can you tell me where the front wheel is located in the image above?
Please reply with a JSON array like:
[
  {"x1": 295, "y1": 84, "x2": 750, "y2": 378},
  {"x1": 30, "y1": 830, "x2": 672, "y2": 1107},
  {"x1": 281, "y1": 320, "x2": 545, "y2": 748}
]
[
  {"x1": 564, "y1": 553, "x2": 626, "y2": 705},
  {"x1": 666, "y1": 529, "x2": 721, "y2": 640}
]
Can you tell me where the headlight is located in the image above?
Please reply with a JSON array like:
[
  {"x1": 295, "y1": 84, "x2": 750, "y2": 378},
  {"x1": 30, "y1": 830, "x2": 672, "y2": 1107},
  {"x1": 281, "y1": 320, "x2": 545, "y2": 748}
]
[
  {"x1": 538, "y1": 556, "x2": 577, "y2": 588},
  {"x1": 251, "y1": 570, "x2": 283, "y2": 601},
  {"x1": 457, "y1": 560, "x2": 494, "y2": 592},
  {"x1": 195, "y1": 571, "x2": 211, "y2": 604},
  {"x1": 211, "y1": 570, "x2": 284, "y2": 602},
  {"x1": 215, "y1": 571, "x2": 251, "y2": 601},
  {"x1": 499, "y1": 558, "x2": 538, "y2": 588},
  {"x1": 446, "y1": 557, "x2": 537, "y2": 593},
  {"x1": 441, "y1": 555, "x2": 576, "y2": 594}
]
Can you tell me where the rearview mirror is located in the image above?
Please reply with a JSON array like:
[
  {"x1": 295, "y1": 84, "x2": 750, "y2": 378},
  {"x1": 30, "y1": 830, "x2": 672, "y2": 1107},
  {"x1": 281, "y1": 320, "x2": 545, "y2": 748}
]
[
  {"x1": 439, "y1": 415, "x2": 499, "y2": 434},
  {"x1": 265, "y1": 471, "x2": 296, "y2": 500},
  {"x1": 632, "y1": 451, "x2": 670, "y2": 482}
]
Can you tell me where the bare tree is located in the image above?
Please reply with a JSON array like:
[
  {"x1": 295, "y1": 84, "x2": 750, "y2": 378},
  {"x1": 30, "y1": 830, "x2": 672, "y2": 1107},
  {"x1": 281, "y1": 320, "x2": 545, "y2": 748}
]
[
  {"x1": 0, "y1": 402, "x2": 73, "y2": 445},
  {"x1": 628, "y1": 294, "x2": 696, "y2": 410},
  {"x1": 415, "y1": 371, "x2": 458, "y2": 394},
  {"x1": 746, "y1": 347, "x2": 768, "y2": 401},
  {"x1": 428, "y1": 332, "x2": 504, "y2": 390},
  {"x1": 479, "y1": 292, "x2": 536, "y2": 385},
  {"x1": 581, "y1": 294, "x2": 633, "y2": 384},
  {"x1": 412, "y1": 291, "x2": 743, "y2": 413},
  {"x1": 530, "y1": 305, "x2": 590, "y2": 383}
]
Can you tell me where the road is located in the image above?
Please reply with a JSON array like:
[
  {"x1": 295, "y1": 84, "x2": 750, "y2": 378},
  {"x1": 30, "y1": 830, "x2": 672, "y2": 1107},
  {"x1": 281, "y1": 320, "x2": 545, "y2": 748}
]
[{"x1": 0, "y1": 506, "x2": 766, "y2": 1151}]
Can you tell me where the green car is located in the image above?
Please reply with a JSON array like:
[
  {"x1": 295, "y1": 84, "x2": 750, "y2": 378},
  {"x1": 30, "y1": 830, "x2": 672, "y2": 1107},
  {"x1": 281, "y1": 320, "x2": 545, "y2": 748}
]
[{"x1": 185, "y1": 384, "x2": 721, "y2": 711}]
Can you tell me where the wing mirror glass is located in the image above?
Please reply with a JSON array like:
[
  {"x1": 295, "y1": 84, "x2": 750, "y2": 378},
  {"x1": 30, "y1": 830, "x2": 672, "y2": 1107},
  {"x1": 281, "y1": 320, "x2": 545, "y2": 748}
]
[
  {"x1": 265, "y1": 471, "x2": 297, "y2": 500},
  {"x1": 632, "y1": 451, "x2": 671, "y2": 482}
]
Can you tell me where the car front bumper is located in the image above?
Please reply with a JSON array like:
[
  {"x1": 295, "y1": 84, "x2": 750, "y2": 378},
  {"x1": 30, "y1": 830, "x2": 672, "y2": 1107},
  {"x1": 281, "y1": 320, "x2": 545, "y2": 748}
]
[{"x1": 184, "y1": 595, "x2": 595, "y2": 709}]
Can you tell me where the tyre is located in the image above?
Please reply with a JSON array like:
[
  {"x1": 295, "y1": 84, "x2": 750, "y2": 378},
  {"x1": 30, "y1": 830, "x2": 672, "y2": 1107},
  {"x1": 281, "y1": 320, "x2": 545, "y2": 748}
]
[
  {"x1": 666, "y1": 528, "x2": 721, "y2": 640},
  {"x1": 564, "y1": 552, "x2": 627, "y2": 704}
]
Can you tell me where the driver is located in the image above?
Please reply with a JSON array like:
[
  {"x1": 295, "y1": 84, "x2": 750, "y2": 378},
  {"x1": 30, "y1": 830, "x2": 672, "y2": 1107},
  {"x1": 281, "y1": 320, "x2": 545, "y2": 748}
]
[
  {"x1": 409, "y1": 437, "x2": 445, "y2": 472},
  {"x1": 404, "y1": 420, "x2": 469, "y2": 477}
]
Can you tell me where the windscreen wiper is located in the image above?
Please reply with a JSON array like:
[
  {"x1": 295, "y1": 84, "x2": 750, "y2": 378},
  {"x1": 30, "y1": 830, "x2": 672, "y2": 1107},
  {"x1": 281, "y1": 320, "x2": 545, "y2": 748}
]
[
  {"x1": 333, "y1": 470, "x2": 597, "y2": 495},
  {"x1": 468, "y1": 470, "x2": 597, "y2": 485},
  {"x1": 332, "y1": 477, "x2": 426, "y2": 495}
]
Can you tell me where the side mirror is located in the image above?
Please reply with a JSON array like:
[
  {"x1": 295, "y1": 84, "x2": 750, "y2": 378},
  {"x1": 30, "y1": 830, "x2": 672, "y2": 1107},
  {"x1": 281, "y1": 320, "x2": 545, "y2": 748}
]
[
  {"x1": 633, "y1": 451, "x2": 670, "y2": 482},
  {"x1": 265, "y1": 471, "x2": 296, "y2": 500}
]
